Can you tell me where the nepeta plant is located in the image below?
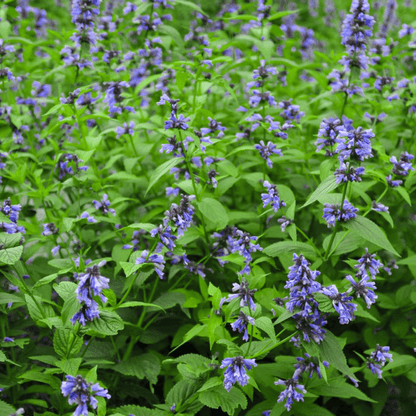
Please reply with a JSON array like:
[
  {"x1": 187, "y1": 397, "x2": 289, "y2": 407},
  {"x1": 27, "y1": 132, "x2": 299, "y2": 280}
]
[{"x1": 0, "y1": 1, "x2": 416, "y2": 415}]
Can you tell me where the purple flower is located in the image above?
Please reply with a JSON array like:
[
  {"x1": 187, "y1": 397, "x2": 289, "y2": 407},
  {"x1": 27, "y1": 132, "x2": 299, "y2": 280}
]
[
  {"x1": 61, "y1": 374, "x2": 110, "y2": 416},
  {"x1": 230, "y1": 311, "x2": 255, "y2": 342},
  {"x1": 386, "y1": 175, "x2": 402, "y2": 187},
  {"x1": 151, "y1": 225, "x2": 177, "y2": 250},
  {"x1": 136, "y1": 248, "x2": 166, "y2": 280},
  {"x1": 334, "y1": 162, "x2": 365, "y2": 184},
  {"x1": 337, "y1": 126, "x2": 374, "y2": 161},
  {"x1": 221, "y1": 278, "x2": 257, "y2": 311},
  {"x1": 92, "y1": 194, "x2": 116, "y2": 216},
  {"x1": 399, "y1": 23, "x2": 414, "y2": 38},
  {"x1": 321, "y1": 284, "x2": 357, "y2": 324},
  {"x1": 278, "y1": 216, "x2": 293, "y2": 232},
  {"x1": 389, "y1": 152, "x2": 414, "y2": 176},
  {"x1": 164, "y1": 113, "x2": 190, "y2": 131},
  {"x1": 383, "y1": 260, "x2": 398, "y2": 275},
  {"x1": 315, "y1": 117, "x2": 343, "y2": 155},
  {"x1": 354, "y1": 248, "x2": 383, "y2": 279},
  {"x1": 115, "y1": 121, "x2": 135, "y2": 138},
  {"x1": 254, "y1": 141, "x2": 283, "y2": 168},
  {"x1": 220, "y1": 356, "x2": 257, "y2": 392},
  {"x1": 346, "y1": 274, "x2": 377, "y2": 308},
  {"x1": 42, "y1": 222, "x2": 58, "y2": 236},
  {"x1": 294, "y1": 353, "x2": 329, "y2": 379},
  {"x1": 274, "y1": 376, "x2": 307, "y2": 411},
  {"x1": 323, "y1": 199, "x2": 358, "y2": 228},
  {"x1": 367, "y1": 345, "x2": 393, "y2": 379},
  {"x1": 261, "y1": 181, "x2": 286, "y2": 212},
  {"x1": 285, "y1": 254, "x2": 322, "y2": 317},
  {"x1": 163, "y1": 195, "x2": 195, "y2": 237},
  {"x1": 71, "y1": 261, "x2": 109, "y2": 326}
]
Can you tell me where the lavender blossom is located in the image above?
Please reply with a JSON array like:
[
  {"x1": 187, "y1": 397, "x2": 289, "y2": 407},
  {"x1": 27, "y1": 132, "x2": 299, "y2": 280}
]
[
  {"x1": 135, "y1": 245, "x2": 166, "y2": 279},
  {"x1": 92, "y1": 194, "x2": 116, "y2": 216},
  {"x1": 346, "y1": 274, "x2": 377, "y2": 308},
  {"x1": 334, "y1": 162, "x2": 365, "y2": 184},
  {"x1": 321, "y1": 284, "x2": 357, "y2": 324},
  {"x1": 221, "y1": 278, "x2": 257, "y2": 311},
  {"x1": 274, "y1": 376, "x2": 307, "y2": 411},
  {"x1": 367, "y1": 344, "x2": 393, "y2": 379},
  {"x1": 354, "y1": 248, "x2": 383, "y2": 279},
  {"x1": 254, "y1": 141, "x2": 283, "y2": 168},
  {"x1": 261, "y1": 181, "x2": 286, "y2": 212},
  {"x1": 230, "y1": 311, "x2": 255, "y2": 342},
  {"x1": 323, "y1": 199, "x2": 358, "y2": 228},
  {"x1": 220, "y1": 356, "x2": 257, "y2": 392},
  {"x1": 61, "y1": 374, "x2": 110, "y2": 416}
]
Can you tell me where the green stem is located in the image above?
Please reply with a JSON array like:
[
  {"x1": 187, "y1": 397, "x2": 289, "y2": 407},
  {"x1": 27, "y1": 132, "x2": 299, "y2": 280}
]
[
  {"x1": 248, "y1": 331, "x2": 297, "y2": 359},
  {"x1": 80, "y1": 336, "x2": 94, "y2": 360},
  {"x1": 11, "y1": 265, "x2": 46, "y2": 320},
  {"x1": 324, "y1": 178, "x2": 349, "y2": 261},
  {"x1": 295, "y1": 226, "x2": 322, "y2": 258},
  {"x1": 328, "y1": 185, "x2": 389, "y2": 258},
  {"x1": 246, "y1": 305, "x2": 254, "y2": 356}
]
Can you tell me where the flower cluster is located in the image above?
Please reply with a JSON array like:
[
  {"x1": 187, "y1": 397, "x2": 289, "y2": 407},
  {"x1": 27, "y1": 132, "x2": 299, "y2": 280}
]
[
  {"x1": 220, "y1": 356, "x2": 257, "y2": 392},
  {"x1": 1, "y1": 198, "x2": 25, "y2": 234},
  {"x1": 71, "y1": 260, "x2": 110, "y2": 326},
  {"x1": 366, "y1": 344, "x2": 393, "y2": 378},
  {"x1": 61, "y1": 374, "x2": 110, "y2": 416},
  {"x1": 323, "y1": 199, "x2": 358, "y2": 228}
]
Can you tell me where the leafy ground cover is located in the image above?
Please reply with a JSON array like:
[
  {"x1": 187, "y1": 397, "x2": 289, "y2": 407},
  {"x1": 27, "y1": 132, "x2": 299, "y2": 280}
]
[{"x1": 0, "y1": 0, "x2": 416, "y2": 415}]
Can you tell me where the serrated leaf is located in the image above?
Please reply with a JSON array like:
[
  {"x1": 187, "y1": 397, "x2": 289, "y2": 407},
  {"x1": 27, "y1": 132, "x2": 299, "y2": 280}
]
[
  {"x1": 263, "y1": 241, "x2": 318, "y2": 258},
  {"x1": 53, "y1": 328, "x2": 83, "y2": 358},
  {"x1": 0, "y1": 399, "x2": 15, "y2": 415},
  {"x1": 342, "y1": 216, "x2": 400, "y2": 256},
  {"x1": 127, "y1": 223, "x2": 157, "y2": 232},
  {"x1": 117, "y1": 301, "x2": 165, "y2": 312},
  {"x1": 86, "y1": 310, "x2": 124, "y2": 337},
  {"x1": 146, "y1": 158, "x2": 181, "y2": 194},
  {"x1": 199, "y1": 385, "x2": 247, "y2": 415},
  {"x1": 198, "y1": 197, "x2": 229, "y2": 230},
  {"x1": 0, "y1": 244, "x2": 23, "y2": 265},
  {"x1": 302, "y1": 175, "x2": 339, "y2": 208},
  {"x1": 255, "y1": 316, "x2": 275, "y2": 340},
  {"x1": 0, "y1": 293, "x2": 25, "y2": 305},
  {"x1": 55, "y1": 358, "x2": 83, "y2": 376},
  {"x1": 318, "y1": 330, "x2": 357, "y2": 381},
  {"x1": 114, "y1": 354, "x2": 160, "y2": 385}
]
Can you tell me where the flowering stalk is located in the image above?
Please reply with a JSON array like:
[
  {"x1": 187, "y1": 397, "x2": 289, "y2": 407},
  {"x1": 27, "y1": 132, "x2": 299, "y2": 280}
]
[
  {"x1": 324, "y1": 170, "x2": 350, "y2": 260},
  {"x1": 327, "y1": 185, "x2": 389, "y2": 258}
]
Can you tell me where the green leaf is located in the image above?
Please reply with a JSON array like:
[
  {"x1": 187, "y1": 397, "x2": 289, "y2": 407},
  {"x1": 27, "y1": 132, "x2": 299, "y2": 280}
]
[
  {"x1": 255, "y1": 316, "x2": 275, "y2": 340},
  {"x1": 166, "y1": 379, "x2": 201, "y2": 409},
  {"x1": 117, "y1": 301, "x2": 165, "y2": 312},
  {"x1": 263, "y1": 241, "x2": 318, "y2": 259},
  {"x1": 302, "y1": 175, "x2": 338, "y2": 208},
  {"x1": 127, "y1": 223, "x2": 157, "y2": 232},
  {"x1": 199, "y1": 385, "x2": 247, "y2": 415},
  {"x1": 0, "y1": 231, "x2": 23, "y2": 265},
  {"x1": 33, "y1": 269, "x2": 72, "y2": 289},
  {"x1": 0, "y1": 399, "x2": 15, "y2": 415},
  {"x1": 86, "y1": 310, "x2": 124, "y2": 337},
  {"x1": 25, "y1": 295, "x2": 55, "y2": 323},
  {"x1": 342, "y1": 216, "x2": 400, "y2": 256},
  {"x1": 318, "y1": 330, "x2": 357, "y2": 381},
  {"x1": 198, "y1": 197, "x2": 229, "y2": 230},
  {"x1": 315, "y1": 293, "x2": 334, "y2": 313},
  {"x1": 309, "y1": 377, "x2": 376, "y2": 403},
  {"x1": 323, "y1": 231, "x2": 365, "y2": 256},
  {"x1": 113, "y1": 354, "x2": 160, "y2": 385},
  {"x1": 397, "y1": 255, "x2": 416, "y2": 266},
  {"x1": 146, "y1": 158, "x2": 181, "y2": 194},
  {"x1": 147, "y1": 291, "x2": 186, "y2": 312},
  {"x1": 55, "y1": 358, "x2": 83, "y2": 376},
  {"x1": 198, "y1": 377, "x2": 223, "y2": 392},
  {"x1": 53, "y1": 328, "x2": 83, "y2": 358},
  {"x1": 120, "y1": 261, "x2": 141, "y2": 278},
  {"x1": 54, "y1": 282, "x2": 78, "y2": 301},
  {"x1": 175, "y1": 0, "x2": 205, "y2": 14},
  {"x1": 267, "y1": 10, "x2": 298, "y2": 21},
  {"x1": 0, "y1": 293, "x2": 25, "y2": 305},
  {"x1": 111, "y1": 406, "x2": 160, "y2": 416},
  {"x1": 158, "y1": 25, "x2": 184, "y2": 50}
]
